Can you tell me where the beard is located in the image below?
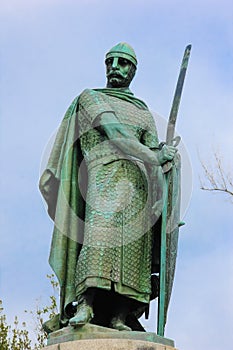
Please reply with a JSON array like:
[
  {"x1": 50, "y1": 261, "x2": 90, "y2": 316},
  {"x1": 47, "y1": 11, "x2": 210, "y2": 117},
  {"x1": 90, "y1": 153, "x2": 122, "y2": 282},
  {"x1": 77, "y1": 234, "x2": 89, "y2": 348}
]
[
  {"x1": 106, "y1": 65, "x2": 136, "y2": 88},
  {"x1": 107, "y1": 74, "x2": 127, "y2": 88}
]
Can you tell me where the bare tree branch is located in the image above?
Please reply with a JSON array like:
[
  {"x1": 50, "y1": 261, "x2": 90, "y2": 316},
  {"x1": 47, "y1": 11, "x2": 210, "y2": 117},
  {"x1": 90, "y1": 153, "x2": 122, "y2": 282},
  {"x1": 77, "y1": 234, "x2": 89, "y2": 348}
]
[{"x1": 199, "y1": 150, "x2": 233, "y2": 201}]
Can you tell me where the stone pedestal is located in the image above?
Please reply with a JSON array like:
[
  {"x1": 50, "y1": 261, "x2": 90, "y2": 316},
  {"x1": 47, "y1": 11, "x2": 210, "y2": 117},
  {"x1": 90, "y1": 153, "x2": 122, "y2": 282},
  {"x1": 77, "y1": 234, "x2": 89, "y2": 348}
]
[
  {"x1": 43, "y1": 338, "x2": 177, "y2": 350},
  {"x1": 43, "y1": 324, "x2": 177, "y2": 350}
]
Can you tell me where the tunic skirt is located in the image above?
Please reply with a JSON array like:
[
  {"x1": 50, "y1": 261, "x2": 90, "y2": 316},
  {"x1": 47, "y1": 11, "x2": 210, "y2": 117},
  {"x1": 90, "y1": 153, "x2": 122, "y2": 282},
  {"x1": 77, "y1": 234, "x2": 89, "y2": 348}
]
[{"x1": 74, "y1": 89, "x2": 160, "y2": 304}]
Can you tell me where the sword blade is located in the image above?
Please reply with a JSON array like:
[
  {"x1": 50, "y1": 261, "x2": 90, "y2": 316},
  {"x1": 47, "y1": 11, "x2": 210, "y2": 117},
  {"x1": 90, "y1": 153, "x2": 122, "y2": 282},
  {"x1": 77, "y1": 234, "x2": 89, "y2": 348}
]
[{"x1": 166, "y1": 44, "x2": 192, "y2": 146}]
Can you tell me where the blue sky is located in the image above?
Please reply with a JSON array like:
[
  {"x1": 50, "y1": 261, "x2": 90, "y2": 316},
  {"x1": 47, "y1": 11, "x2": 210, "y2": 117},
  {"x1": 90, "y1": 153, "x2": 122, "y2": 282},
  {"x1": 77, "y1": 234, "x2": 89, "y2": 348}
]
[{"x1": 1, "y1": 1, "x2": 233, "y2": 349}]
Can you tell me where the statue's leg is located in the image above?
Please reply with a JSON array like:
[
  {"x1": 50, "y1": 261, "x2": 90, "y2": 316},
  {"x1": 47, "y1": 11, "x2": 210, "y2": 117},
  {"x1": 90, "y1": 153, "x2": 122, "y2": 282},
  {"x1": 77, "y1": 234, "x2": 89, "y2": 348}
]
[
  {"x1": 69, "y1": 288, "x2": 95, "y2": 327},
  {"x1": 110, "y1": 294, "x2": 132, "y2": 331}
]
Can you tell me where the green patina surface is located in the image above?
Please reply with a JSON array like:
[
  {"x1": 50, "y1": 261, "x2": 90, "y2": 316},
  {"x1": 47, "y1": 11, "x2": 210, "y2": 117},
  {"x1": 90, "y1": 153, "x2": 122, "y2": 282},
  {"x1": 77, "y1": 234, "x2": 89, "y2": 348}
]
[{"x1": 40, "y1": 42, "x2": 182, "y2": 337}]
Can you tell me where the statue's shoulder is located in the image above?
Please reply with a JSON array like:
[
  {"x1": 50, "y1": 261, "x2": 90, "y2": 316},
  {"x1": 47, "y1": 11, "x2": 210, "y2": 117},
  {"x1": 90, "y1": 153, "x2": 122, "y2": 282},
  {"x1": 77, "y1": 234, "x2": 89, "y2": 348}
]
[
  {"x1": 79, "y1": 89, "x2": 108, "y2": 108},
  {"x1": 78, "y1": 88, "x2": 90, "y2": 99},
  {"x1": 80, "y1": 88, "x2": 93, "y2": 95},
  {"x1": 79, "y1": 88, "x2": 99, "y2": 98}
]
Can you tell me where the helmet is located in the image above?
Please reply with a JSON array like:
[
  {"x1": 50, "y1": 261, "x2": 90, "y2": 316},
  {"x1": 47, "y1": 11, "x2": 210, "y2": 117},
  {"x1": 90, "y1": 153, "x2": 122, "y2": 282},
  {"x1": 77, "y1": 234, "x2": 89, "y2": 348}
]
[{"x1": 105, "y1": 42, "x2": 137, "y2": 67}]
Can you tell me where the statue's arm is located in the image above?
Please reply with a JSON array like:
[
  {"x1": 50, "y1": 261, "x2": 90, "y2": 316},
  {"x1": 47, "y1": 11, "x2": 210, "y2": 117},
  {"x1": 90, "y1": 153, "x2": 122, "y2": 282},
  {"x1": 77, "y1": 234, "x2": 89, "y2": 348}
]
[
  {"x1": 98, "y1": 112, "x2": 176, "y2": 165},
  {"x1": 78, "y1": 89, "x2": 176, "y2": 164}
]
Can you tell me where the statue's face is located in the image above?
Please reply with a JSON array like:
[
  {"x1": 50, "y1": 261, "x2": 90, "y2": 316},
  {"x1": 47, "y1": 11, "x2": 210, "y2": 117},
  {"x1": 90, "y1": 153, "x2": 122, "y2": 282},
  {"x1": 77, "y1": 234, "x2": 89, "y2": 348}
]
[{"x1": 105, "y1": 56, "x2": 134, "y2": 88}]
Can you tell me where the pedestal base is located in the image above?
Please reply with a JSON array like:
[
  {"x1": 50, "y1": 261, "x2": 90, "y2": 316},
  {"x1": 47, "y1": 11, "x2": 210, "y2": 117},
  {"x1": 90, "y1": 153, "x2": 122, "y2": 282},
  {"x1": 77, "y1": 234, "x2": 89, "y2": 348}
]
[
  {"x1": 44, "y1": 324, "x2": 177, "y2": 350},
  {"x1": 44, "y1": 338, "x2": 177, "y2": 350}
]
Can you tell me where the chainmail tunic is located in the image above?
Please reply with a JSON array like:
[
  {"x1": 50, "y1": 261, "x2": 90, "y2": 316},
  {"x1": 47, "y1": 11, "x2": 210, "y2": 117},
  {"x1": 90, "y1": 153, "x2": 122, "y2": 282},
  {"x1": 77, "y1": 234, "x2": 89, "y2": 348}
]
[{"x1": 75, "y1": 89, "x2": 159, "y2": 304}]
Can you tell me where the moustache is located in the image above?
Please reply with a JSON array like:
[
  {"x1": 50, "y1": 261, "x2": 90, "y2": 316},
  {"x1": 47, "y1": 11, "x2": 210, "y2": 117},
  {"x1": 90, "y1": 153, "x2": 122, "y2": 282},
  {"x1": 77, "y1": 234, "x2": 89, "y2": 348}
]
[{"x1": 106, "y1": 71, "x2": 125, "y2": 78}]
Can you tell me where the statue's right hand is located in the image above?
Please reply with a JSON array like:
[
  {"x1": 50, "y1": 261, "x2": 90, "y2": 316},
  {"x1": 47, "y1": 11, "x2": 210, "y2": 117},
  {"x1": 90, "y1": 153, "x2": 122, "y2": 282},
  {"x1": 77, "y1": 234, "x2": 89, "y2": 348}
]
[{"x1": 158, "y1": 145, "x2": 177, "y2": 165}]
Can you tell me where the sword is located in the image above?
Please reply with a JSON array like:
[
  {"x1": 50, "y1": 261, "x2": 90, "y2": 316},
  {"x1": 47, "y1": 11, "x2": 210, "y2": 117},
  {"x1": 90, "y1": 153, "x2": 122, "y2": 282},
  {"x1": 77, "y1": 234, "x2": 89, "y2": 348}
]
[{"x1": 157, "y1": 44, "x2": 191, "y2": 336}]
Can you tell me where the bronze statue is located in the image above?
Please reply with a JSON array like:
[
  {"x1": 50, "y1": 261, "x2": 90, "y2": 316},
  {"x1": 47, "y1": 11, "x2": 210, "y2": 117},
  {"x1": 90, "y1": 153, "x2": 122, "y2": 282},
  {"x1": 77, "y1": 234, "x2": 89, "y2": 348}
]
[{"x1": 39, "y1": 42, "x2": 182, "y2": 334}]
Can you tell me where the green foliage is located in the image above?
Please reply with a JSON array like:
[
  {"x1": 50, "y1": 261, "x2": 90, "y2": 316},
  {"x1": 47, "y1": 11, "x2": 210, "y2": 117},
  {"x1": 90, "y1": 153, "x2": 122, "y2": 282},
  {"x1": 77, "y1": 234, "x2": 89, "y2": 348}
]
[
  {"x1": 0, "y1": 274, "x2": 59, "y2": 350},
  {"x1": 0, "y1": 301, "x2": 32, "y2": 350},
  {"x1": 0, "y1": 301, "x2": 10, "y2": 349}
]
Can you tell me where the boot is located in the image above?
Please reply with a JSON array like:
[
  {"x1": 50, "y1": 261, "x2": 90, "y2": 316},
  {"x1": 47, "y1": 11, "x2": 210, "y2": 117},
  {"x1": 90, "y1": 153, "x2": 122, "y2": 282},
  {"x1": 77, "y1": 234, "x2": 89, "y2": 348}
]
[
  {"x1": 69, "y1": 292, "x2": 94, "y2": 327},
  {"x1": 110, "y1": 313, "x2": 132, "y2": 331},
  {"x1": 110, "y1": 292, "x2": 132, "y2": 331}
]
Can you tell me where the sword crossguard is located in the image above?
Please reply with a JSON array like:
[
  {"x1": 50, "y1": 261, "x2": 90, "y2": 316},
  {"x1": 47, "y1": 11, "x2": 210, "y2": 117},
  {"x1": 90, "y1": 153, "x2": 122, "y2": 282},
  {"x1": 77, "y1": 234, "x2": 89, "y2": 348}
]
[{"x1": 171, "y1": 135, "x2": 181, "y2": 147}]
